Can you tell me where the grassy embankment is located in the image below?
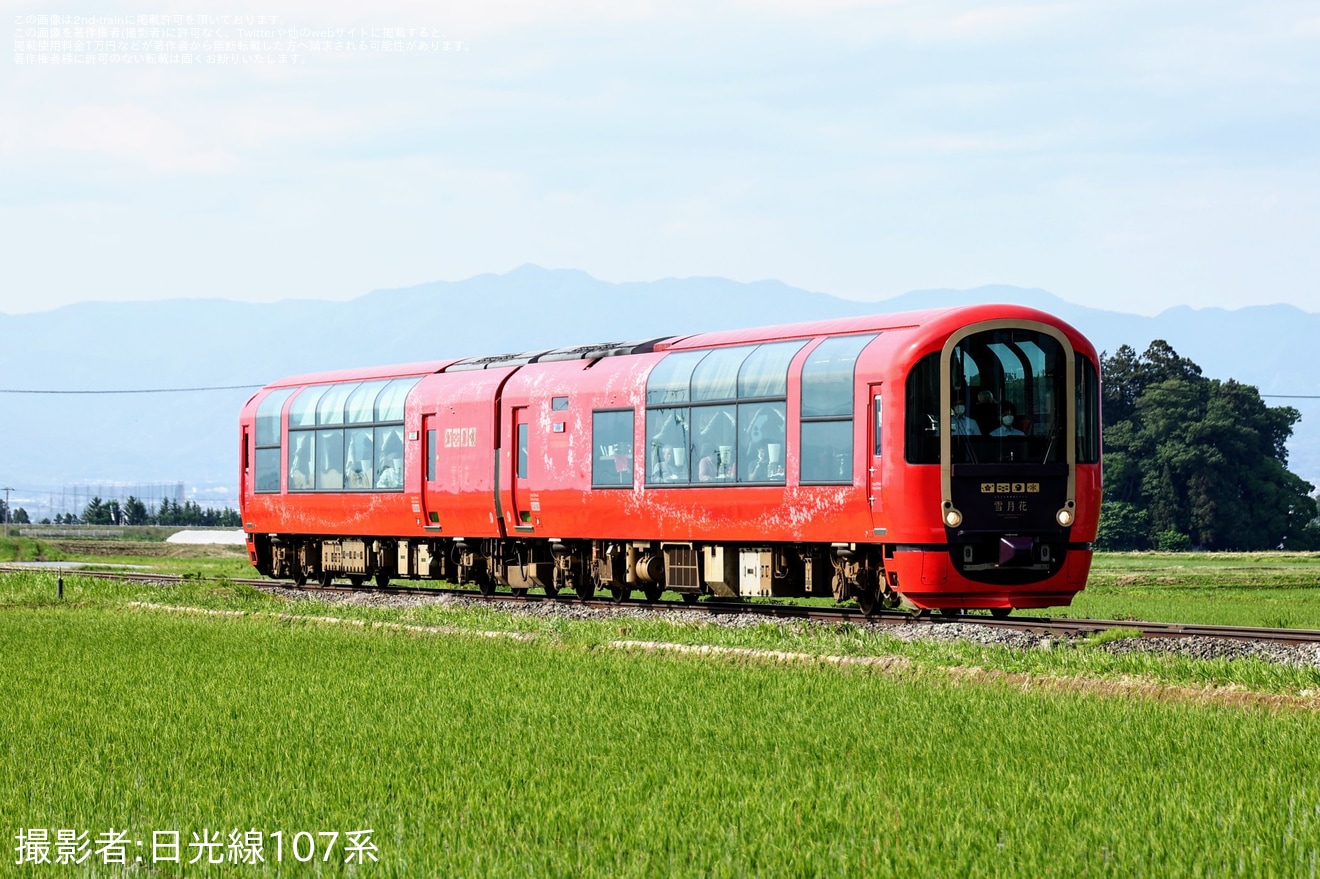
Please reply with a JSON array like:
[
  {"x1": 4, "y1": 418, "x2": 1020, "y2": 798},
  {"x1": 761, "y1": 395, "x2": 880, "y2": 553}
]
[
  {"x1": 3, "y1": 562, "x2": 1319, "y2": 699},
  {"x1": 9, "y1": 535, "x2": 1320, "y2": 630},
  {"x1": 2, "y1": 603, "x2": 1318, "y2": 877},
  {"x1": 1045, "y1": 551, "x2": 1320, "y2": 629}
]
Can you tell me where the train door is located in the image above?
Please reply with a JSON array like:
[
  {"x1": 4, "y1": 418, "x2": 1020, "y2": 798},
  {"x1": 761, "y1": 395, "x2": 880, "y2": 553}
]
[
  {"x1": 511, "y1": 406, "x2": 533, "y2": 530},
  {"x1": 420, "y1": 413, "x2": 441, "y2": 531},
  {"x1": 240, "y1": 426, "x2": 251, "y2": 516},
  {"x1": 868, "y1": 383, "x2": 884, "y2": 520}
]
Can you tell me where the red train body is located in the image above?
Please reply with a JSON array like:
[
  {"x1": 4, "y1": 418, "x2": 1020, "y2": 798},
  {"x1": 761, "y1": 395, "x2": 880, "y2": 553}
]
[{"x1": 239, "y1": 305, "x2": 1102, "y2": 612}]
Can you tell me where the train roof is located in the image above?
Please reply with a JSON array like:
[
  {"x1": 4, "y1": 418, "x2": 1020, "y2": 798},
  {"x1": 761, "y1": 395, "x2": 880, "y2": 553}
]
[
  {"x1": 654, "y1": 303, "x2": 1083, "y2": 351},
  {"x1": 256, "y1": 303, "x2": 1091, "y2": 392},
  {"x1": 263, "y1": 359, "x2": 458, "y2": 389}
]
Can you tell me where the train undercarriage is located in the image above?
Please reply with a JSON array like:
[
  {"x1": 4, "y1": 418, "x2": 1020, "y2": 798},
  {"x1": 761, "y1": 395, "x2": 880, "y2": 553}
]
[
  {"x1": 249, "y1": 532, "x2": 1076, "y2": 615},
  {"x1": 249, "y1": 533, "x2": 911, "y2": 613}
]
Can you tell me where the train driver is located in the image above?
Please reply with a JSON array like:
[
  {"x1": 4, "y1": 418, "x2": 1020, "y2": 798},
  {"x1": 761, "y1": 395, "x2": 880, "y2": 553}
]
[{"x1": 990, "y1": 402, "x2": 1025, "y2": 437}]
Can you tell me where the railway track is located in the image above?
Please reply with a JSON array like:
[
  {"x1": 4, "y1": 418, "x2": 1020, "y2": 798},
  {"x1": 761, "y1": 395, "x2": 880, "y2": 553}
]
[{"x1": 10, "y1": 564, "x2": 1320, "y2": 647}]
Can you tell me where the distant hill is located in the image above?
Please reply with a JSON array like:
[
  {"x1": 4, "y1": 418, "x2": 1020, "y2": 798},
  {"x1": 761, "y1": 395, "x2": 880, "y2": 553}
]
[{"x1": 1, "y1": 265, "x2": 1316, "y2": 517}]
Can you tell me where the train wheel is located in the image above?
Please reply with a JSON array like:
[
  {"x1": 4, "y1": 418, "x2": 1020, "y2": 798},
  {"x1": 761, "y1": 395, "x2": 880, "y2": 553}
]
[
  {"x1": 610, "y1": 586, "x2": 628, "y2": 604},
  {"x1": 681, "y1": 592, "x2": 699, "y2": 605},
  {"x1": 478, "y1": 577, "x2": 496, "y2": 598},
  {"x1": 642, "y1": 585, "x2": 663, "y2": 603},
  {"x1": 348, "y1": 575, "x2": 365, "y2": 588},
  {"x1": 574, "y1": 577, "x2": 595, "y2": 601},
  {"x1": 543, "y1": 582, "x2": 561, "y2": 598},
  {"x1": 937, "y1": 608, "x2": 963, "y2": 617},
  {"x1": 990, "y1": 607, "x2": 1012, "y2": 619},
  {"x1": 512, "y1": 587, "x2": 529, "y2": 599},
  {"x1": 855, "y1": 588, "x2": 879, "y2": 617},
  {"x1": 318, "y1": 570, "x2": 334, "y2": 588},
  {"x1": 292, "y1": 567, "x2": 308, "y2": 587},
  {"x1": 374, "y1": 571, "x2": 390, "y2": 589}
]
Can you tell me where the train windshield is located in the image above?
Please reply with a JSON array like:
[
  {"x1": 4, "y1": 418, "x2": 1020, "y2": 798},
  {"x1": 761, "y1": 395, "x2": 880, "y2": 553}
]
[{"x1": 906, "y1": 328, "x2": 1069, "y2": 465}]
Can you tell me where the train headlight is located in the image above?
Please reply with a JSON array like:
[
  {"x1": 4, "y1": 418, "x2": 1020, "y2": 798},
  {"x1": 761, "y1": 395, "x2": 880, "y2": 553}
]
[
  {"x1": 1056, "y1": 508, "x2": 1074, "y2": 527},
  {"x1": 944, "y1": 508, "x2": 963, "y2": 528}
]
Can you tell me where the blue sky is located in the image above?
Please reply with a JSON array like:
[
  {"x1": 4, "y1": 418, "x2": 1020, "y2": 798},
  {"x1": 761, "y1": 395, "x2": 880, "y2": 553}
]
[{"x1": 3, "y1": 0, "x2": 1318, "y2": 316}]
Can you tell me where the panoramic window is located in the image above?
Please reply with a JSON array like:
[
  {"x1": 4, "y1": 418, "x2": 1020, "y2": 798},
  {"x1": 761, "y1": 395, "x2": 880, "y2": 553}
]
[
  {"x1": 645, "y1": 341, "x2": 804, "y2": 486},
  {"x1": 906, "y1": 329, "x2": 1069, "y2": 465},
  {"x1": 253, "y1": 388, "x2": 294, "y2": 493},
  {"x1": 799, "y1": 334, "x2": 876, "y2": 484},
  {"x1": 288, "y1": 378, "x2": 419, "y2": 492},
  {"x1": 592, "y1": 409, "x2": 634, "y2": 487}
]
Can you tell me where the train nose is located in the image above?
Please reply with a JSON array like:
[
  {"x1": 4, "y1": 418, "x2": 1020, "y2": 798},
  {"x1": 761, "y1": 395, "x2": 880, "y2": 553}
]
[{"x1": 998, "y1": 536, "x2": 1035, "y2": 565}]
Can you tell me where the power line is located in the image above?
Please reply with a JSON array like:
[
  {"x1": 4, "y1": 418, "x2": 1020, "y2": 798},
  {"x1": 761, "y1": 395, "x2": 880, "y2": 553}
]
[{"x1": 0, "y1": 384, "x2": 262, "y2": 395}]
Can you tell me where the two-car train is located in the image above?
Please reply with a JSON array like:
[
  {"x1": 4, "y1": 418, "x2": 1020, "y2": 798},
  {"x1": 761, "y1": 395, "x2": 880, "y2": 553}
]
[{"x1": 239, "y1": 304, "x2": 1101, "y2": 613}]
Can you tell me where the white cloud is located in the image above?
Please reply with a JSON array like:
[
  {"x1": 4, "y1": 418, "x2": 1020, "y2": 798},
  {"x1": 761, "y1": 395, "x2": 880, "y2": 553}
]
[{"x1": 45, "y1": 105, "x2": 235, "y2": 173}]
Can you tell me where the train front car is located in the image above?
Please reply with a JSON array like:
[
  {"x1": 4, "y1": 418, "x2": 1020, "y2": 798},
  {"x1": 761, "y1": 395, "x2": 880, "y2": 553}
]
[{"x1": 880, "y1": 307, "x2": 1101, "y2": 612}]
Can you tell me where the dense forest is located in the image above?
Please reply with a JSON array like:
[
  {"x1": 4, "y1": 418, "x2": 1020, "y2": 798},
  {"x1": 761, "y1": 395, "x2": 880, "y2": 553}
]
[{"x1": 1099, "y1": 341, "x2": 1318, "y2": 550}]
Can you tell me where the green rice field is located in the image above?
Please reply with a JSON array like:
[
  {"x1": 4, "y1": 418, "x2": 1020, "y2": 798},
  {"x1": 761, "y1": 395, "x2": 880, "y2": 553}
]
[
  {"x1": 3, "y1": 550, "x2": 1320, "y2": 876},
  {"x1": 1, "y1": 603, "x2": 1318, "y2": 877},
  {"x1": 1045, "y1": 552, "x2": 1320, "y2": 629}
]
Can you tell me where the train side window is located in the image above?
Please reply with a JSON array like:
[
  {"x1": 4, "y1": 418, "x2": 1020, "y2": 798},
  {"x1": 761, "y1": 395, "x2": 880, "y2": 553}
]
[
  {"x1": 375, "y1": 378, "x2": 419, "y2": 422},
  {"x1": 254, "y1": 388, "x2": 293, "y2": 493},
  {"x1": 737, "y1": 401, "x2": 786, "y2": 483},
  {"x1": 874, "y1": 395, "x2": 883, "y2": 456},
  {"x1": 345, "y1": 428, "x2": 374, "y2": 489},
  {"x1": 738, "y1": 341, "x2": 806, "y2": 398},
  {"x1": 426, "y1": 429, "x2": 436, "y2": 482},
  {"x1": 316, "y1": 383, "x2": 356, "y2": 426},
  {"x1": 693, "y1": 405, "x2": 737, "y2": 481},
  {"x1": 316, "y1": 429, "x2": 344, "y2": 489},
  {"x1": 345, "y1": 381, "x2": 389, "y2": 424},
  {"x1": 254, "y1": 448, "x2": 280, "y2": 492},
  {"x1": 904, "y1": 353, "x2": 940, "y2": 465},
  {"x1": 289, "y1": 431, "x2": 315, "y2": 490},
  {"x1": 799, "y1": 334, "x2": 877, "y2": 484},
  {"x1": 801, "y1": 421, "x2": 854, "y2": 483},
  {"x1": 646, "y1": 407, "x2": 690, "y2": 484},
  {"x1": 801, "y1": 335, "x2": 875, "y2": 418},
  {"x1": 376, "y1": 426, "x2": 404, "y2": 489},
  {"x1": 1076, "y1": 354, "x2": 1100, "y2": 464},
  {"x1": 517, "y1": 423, "x2": 529, "y2": 479},
  {"x1": 552, "y1": 396, "x2": 569, "y2": 411},
  {"x1": 646, "y1": 351, "x2": 705, "y2": 406},
  {"x1": 691, "y1": 346, "x2": 754, "y2": 402},
  {"x1": 288, "y1": 385, "x2": 328, "y2": 428},
  {"x1": 592, "y1": 409, "x2": 634, "y2": 487}
]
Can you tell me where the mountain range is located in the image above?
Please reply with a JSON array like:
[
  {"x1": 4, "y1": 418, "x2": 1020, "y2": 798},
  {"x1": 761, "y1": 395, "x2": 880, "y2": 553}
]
[{"x1": 1, "y1": 265, "x2": 1314, "y2": 518}]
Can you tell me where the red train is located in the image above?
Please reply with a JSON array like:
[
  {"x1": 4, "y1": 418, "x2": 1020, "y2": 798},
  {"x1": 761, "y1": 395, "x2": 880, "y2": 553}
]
[{"x1": 238, "y1": 305, "x2": 1101, "y2": 613}]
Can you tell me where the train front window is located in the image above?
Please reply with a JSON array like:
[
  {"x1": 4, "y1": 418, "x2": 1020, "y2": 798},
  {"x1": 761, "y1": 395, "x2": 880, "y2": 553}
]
[{"x1": 906, "y1": 329, "x2": 1069, "y2": 465}]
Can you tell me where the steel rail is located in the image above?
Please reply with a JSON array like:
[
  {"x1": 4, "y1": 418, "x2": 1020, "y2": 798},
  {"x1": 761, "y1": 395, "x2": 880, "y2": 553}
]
[
  {"x1": 10, "y1": 562, "x2": 1320, "y2": 644},
  {"x1": 8, "y1": 565, "x2": 1320, "y2": 646}
]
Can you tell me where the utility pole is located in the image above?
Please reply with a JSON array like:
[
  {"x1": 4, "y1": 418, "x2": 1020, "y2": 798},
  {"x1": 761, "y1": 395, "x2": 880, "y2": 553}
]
[{"x1": 2, "y1": 487, "x2": 11, "y2": 538}]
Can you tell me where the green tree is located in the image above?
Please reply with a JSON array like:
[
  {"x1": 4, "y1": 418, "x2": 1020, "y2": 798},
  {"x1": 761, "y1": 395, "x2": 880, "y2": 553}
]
[
  {"x1": 82, "y1": 497, "x2": 111, "y2": 525},
  {"x1": 1100, "y1": 341, "x2": 1315, "y2": 551},
  {"x1": 124, "y1": 496, "x2": 149, "y2": 526},
  {"x1": 1095, "y1": 500, "x2": 1149, "y2": 550}
]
